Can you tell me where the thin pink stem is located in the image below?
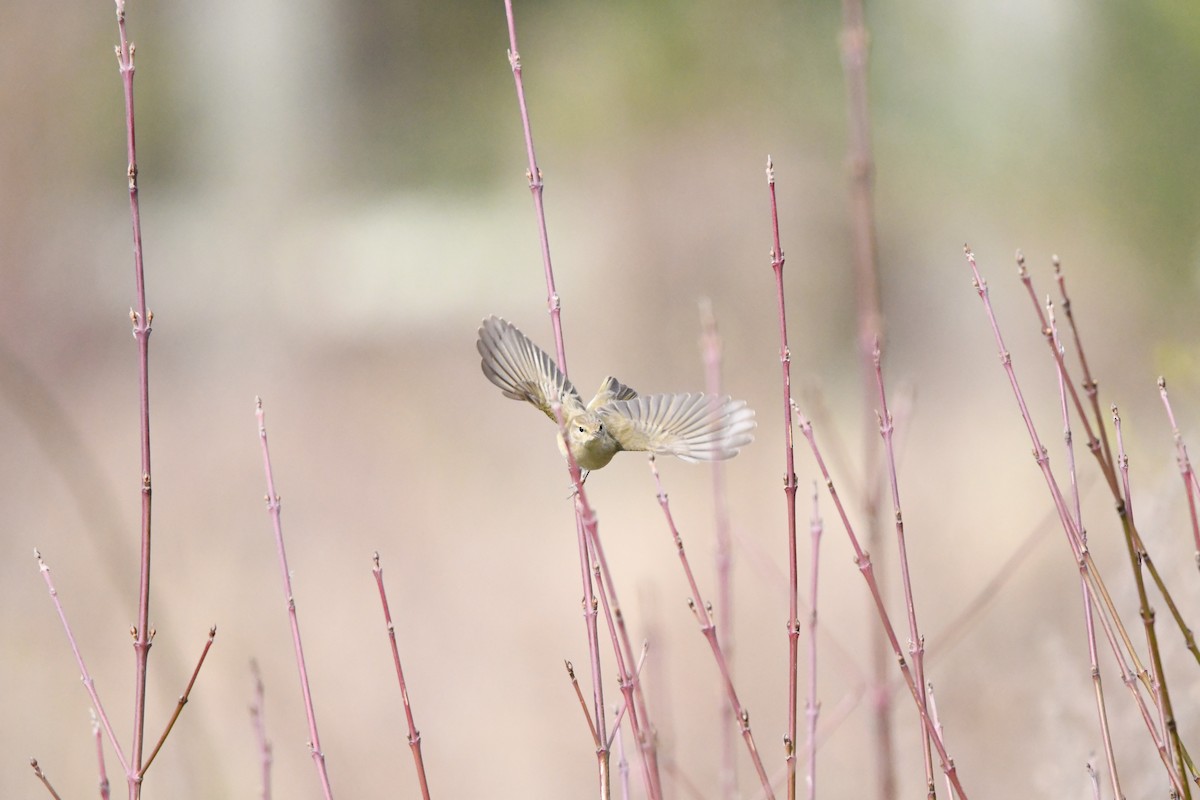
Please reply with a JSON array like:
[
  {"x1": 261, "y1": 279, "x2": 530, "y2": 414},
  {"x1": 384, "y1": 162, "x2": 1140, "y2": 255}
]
[
  {"x1": 870, "y1": 343, "x2": 934, "y2": 793},
  {"x1": 1157, "y1": 378, "x2": 1200, "y2": 567},
  {"x1": 255, "y1": 399, "x2": 334, "y2": 799},
  {"x1": 249, "y1": 660, "x2": 273, "y2": 800},
  {"x1": 699, "y1": 298, "x2": 737, "y2": 799},
  {"x1": 1015, "y1": 254, "x2": 1112, "y2": 492},
  {"x1": 805, "y1": 485, "x2": 821, "y2": 800},
  {"x1": 585, "y1": 531, "x2": 662, "y2": 799},
  {"x1": 112, "y1": 3, "x2": 153, "y2": 795},
  {"x1": 501, "y1": 7, "x2": 619, "y2": 795},
  {"x1": 502, "y1": 0, "x2": 566, "y2": 368},
  {"x1": 93, "y1": 711, "x2": 112, "y2": 800},
  {"x1": 372, "y1": 554, "x2": 432, "y2": 800},
  {"x1": 794, "y1": 416, "x2": 968, "y2": 798},
  {"x1": 765, "y1": 157, "x2": 800, "y2": 800},
  {"x1": 649, "y1": 457, "x2": 777, "y2": 800},
  {"x1": 963, "y1": 247, "x2": 1183, "y2": 795},
  {"x1": 35, "y1": 550, "x2": 130, "y2": 775},
  {"x1": 1048, "y1": 302, "x2": 1122, "y2": 800},
  {"x1": 1053, "y1": 255, "x2": 1115, "y2": 470}
]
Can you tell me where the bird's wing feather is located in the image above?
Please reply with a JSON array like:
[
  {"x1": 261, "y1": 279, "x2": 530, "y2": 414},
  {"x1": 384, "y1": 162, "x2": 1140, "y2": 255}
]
[
  {"x1": 477, "y1": 316, "x2": 582, "y2": 420},
  {"x1": 586, "y1": 376, "x2": 638, "y2": 411},
  {"x1": 600, "y1": 393, "x2": 756, "y2": 461}
]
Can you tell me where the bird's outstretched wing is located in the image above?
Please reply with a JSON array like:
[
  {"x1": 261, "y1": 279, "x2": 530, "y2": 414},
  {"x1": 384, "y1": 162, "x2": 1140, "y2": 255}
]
[
  {"x1": 477, "y1": 316, "x2": 583, "y2": 420},
  {"x1": 586, "y1": 376, "x2": 639, "y2": 411},
  {"x1": 600, "y1": 393, "x2": 756, "y2": 461}
]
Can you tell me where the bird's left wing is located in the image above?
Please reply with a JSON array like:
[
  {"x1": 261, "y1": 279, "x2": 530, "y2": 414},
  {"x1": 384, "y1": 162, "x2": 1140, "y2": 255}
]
[{"x1": 600, "y1": 393, "x2": 755, "y2": 461}]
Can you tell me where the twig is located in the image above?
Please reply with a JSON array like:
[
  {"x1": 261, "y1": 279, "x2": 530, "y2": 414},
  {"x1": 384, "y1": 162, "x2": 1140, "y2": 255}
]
[
  {"x1": 29, "y1": 759, "x2": 63, "y2": 800},
  {"x1": 112, "y1": 1, "x2": 155, "y2": 793},
  {"x1": 925, "y1": 685, "x2": 953, "y2": 800},
  {"x1": 606, "y1": 643, "x2": 650, "y2": 747},
  {"x1": 805, "y1": 484, "x2": 822, "y2": 800},
  {"x1": 249, "y1": 660, "x2": 273, "y2": 800},
  {"x1": 141, "y1": 626, "x2": 217, "y2": 774},
  {"x1": 501, "y1": 5, "x2": 625, "y2": 795},
  {"x1": 255, "y1": 398, "x2": 334, "y2": 799},
  {"x1": 794, "y1": 415, "x2": 968, "y2": 798},
  {"x1": 1053, "y1": 256, "x2": 1114, "y2": 470},
  {"x1": 372, "y1": 553, "x2": 432, "y2": 800},
  {"x1": 1112, "y1": 406, "x2": 1187, "y2": 796},
  {"x1": 871, "y1": 341, "x2": 935, "y2": 794},
  {"x1": 765, "y1": 157, "x2": 800, "y2": 800},
  {"x1": 566, "y1": 661, "x2": 601, "y2": 748},
  {"x1": 35, "y1": 550, "x2": 129, "y2": 774},
  {"x1": 614, "y1": 708, "x2": 632, "y2": 800},
  {"x1": 1157, "y1": 378, "x2": 1200, "y2": 569},
  {"x1": 92, "y1": 710, "x2": 111, "y2": 800},
  {"x1": 1048, "y1": 301, "x2": 1122, "y2": 800},
  {"x1": 550, "y1": 406, "x2": 616, "y2": 799},
  {"x1": 648, "y1": 456, "x2": 776, "y2": 800},
  {"x1": 699, "y1": 298, "x2": 737, "y2": 799},
  {"x1": 963, "y1": 246, "x2": 1183, "y2": 795}
]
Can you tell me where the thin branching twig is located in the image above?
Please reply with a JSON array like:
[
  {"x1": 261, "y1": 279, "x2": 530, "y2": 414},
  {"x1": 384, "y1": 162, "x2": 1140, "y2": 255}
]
[{"x1": 255, "y1": 399, "x2": 334, "y2": 799}]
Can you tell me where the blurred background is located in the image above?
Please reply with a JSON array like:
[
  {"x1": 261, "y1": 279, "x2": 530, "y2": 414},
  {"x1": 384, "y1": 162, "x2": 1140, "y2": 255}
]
[{"x1": 2, "y1": 0, "x2": 1199, "y2": 797}]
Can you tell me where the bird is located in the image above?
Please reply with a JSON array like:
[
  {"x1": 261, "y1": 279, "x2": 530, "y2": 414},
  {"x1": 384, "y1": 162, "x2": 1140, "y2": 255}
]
[{"x1": 476, "y1": 315, "x2": 756, "y2": 472}]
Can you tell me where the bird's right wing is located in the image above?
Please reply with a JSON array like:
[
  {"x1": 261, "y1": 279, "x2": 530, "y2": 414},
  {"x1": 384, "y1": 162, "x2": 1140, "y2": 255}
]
[
  {"x1": 601, "y1": 393, "x2": 756, "y2": 461},
  {"x1": 477, "y1": 316, "x2": 583, "y2": 421}
]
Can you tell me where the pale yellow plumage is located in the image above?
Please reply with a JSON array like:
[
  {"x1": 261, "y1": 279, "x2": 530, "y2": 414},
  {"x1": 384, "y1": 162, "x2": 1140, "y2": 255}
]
[{"x1": 477, "y1": 316, "x2": 755, "y2": 471}]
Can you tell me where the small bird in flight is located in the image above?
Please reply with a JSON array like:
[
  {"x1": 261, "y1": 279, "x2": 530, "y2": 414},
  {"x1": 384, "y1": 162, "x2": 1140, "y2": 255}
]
[{"x1": 477, "y1": 316, "x2": 756, "y2": 472}]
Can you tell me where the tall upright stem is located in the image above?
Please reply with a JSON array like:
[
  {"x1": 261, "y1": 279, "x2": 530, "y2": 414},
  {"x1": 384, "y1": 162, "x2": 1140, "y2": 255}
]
[
  {"x1": 113, "y1": 3, "x2": 152, "y2": 796},
  {"x1": 502, "y1": 4, "x2": 615, "y2": 795},
  {"x1": 765, "y1": 159, "x2": 800, "y2": 800}
]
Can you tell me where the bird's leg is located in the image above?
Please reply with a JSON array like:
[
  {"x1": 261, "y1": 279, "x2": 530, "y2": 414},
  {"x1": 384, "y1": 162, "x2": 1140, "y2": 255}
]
[{"x1": 565, "y1": 469, "x2": 590, "y2": 499}]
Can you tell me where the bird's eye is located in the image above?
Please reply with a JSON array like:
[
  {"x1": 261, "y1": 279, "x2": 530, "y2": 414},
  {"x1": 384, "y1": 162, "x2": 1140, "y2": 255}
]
[
  {"x1": 597, "y1": 423, "x2": 604, "y2": 433},
  {"x1": 577, "y1": 426, "x2": 586, "y2": 433}
]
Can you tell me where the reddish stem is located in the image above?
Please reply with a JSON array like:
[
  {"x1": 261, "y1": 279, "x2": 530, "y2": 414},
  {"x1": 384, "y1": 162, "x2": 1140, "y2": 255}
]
[
  {"x1": 141, "y1": 626, "x2": 217, "y2": 774},
  {"x1": 765, "y1": 157, "x2": 800, "y2": 800},
  {"x1": 372, "y1": 553, "x2": 432, "y2": 799},
  {"x1": 649, "y1": 457, "x2": 777, "y2": 800},
  {"x1": 794, "y1": 416, "x2": 968, "y2": 798},
  {"x1": 112, "y1": 3, "x2": 154, "y2": 795}
]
